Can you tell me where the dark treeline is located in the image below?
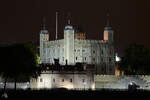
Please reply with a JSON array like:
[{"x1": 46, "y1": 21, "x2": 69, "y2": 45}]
[
  {"x1": 0, "y1": 42, "x2": 40, "y2": 90},
  {"x1": 119, "y1": 43, "x2": 150, "y2": 75}
]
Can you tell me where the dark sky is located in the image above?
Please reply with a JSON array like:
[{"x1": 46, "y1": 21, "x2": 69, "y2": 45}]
[{"x1": 0, "y1": 0, "x2": 150, "y2": 56}]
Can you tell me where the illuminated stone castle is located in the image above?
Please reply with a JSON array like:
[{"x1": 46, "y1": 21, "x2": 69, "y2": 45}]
[
  {"x1": 40, "y1": 15, "x2": 115, "y2": 75},
  {"x1": 31, "y1": 13, "x2": 116, "y2": 90}
]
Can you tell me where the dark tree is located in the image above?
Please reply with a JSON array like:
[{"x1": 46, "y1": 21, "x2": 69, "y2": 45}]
[
  {"x1": 0, "y1": 42, "x2": 40, "y2": 90},
  {"x1": 119, "y1": 44, "x2": 150, "y2": 75}
]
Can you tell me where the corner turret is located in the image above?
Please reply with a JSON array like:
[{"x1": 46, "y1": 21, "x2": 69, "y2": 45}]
[{"x1": 103, "y1": 14, "x2": 114, "y2": 43}]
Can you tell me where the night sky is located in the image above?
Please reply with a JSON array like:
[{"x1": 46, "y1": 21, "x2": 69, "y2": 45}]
[{"x1": 0, "y1": 0, "x2": 150, "y2": 56}]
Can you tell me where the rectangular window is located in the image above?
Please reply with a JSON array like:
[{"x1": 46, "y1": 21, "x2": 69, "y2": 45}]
[
  {"x1": 109, "y1": 58, "x2": 112, "y2": 62},
  {"x1": 101, "y1": 50, "x2": 103, "y2": 55},
  {"x1": 110, "y1": 68, "x2": 112, "y2": 72},
  {"x1": 93, "y1": 50, "x2": 95, "y2": 54},
  {"x1": 110, "y1": 50, "x2": 112, "y2": 55},
  {"x1": 62, "y1": 79, "x2": 64, "y2": 82},
  {"x1": 76, "y1": 57, "x2": 78, "y2": 60},
  {"x1": 40, "y1": 78, "x2": 43, "y2": 82},
  {"x1": 53, "y1": 78, "x2": 55, "y2": 83},
  {"x1": 93, "y1": 58, "x2": 95, "y2": 62},
  {"x1": 82, "y1": 79, "x2": 85, "y2": 83},
  {"x1": 70, "y1": 79, "x2": 72, "y2": 82},
  {"x1": 85, "y1": 57, "x2": 86, "y2": 61},
  {"x1": 101, "y1": 57, "x2": 104, "y2": 63}
]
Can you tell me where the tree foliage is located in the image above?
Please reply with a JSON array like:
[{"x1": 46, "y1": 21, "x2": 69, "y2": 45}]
[
  {"x1": 0, "y1": 42, "x2": 40, "y2": 83},
  {"x1": 119, "y1": 44, "x2": 150, "y2": 75}
]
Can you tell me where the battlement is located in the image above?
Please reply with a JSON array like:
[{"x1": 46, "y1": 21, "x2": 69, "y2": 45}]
[
  {"x1": 39, "y1": 63, "x2": 95, "y2": 72},
  {"x1": 74, "y1": 39, "x2": 107, "y2": 45}
]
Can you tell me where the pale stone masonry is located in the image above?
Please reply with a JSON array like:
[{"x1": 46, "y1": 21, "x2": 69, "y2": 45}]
[
  {"x1": 94, "y1": 75, "x2": 150, "y2": 90},
  {"x1": 30, "y1": 63, "x2": 95, "y2": 90},
  {"x1": 40, "y1": 20, "x2": 115, "y2": 75},
  {"x1": 36, "y1": 16, "x2": 115, "y2": 90}
]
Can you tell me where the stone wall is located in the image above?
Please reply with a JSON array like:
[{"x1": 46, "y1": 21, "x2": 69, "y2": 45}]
[
  {"x1": 30, "y1": 71, "x2": 94, "y2": 90},
  {"x1": 1, "y1": 75, "x2": 150, "y2": 90},
  {"x1": 94, "y1": 75, "x2": 150, "y2": 90}
]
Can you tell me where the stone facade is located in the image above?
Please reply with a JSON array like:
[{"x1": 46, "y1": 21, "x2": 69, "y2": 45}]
[
  {"x1": 30, "y1": 71, "x2": 94, "y2": 90},
  {"x1": 37, "y1": 17, "x2": 116, "y2": 90},
  {"x1": 94, "y1": 75, "x2": 150, "y2": 90},
  {"x1": 30, "y1": 63, "x2": 95, "y2": 90},
  {"x1": 40, "y1": 20, "x2": 115, "y2": 75},
  {"x1": 1, "y1": 75, "x2": 150, "y2": 90}
]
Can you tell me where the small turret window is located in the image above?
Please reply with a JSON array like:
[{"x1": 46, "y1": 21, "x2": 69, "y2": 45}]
[
  {"x1": 101, "y1": 57, "x2": 104, "y2": 63},
  {"x1": 85, "y1": 57, "x2": 86, "y2": 61},
  {"x1": 76, "y1": 57, "x2": 78, "y2": 60},
  {"x1": 82, "y1": 79, "x2": 85, "y2": 83},
  {"x1": 93, "y1": 58, "x2": 96, "y2": 62},
  {"x1": 40, "y1": 78, "x2": 43, "y2": 82},
  {"x1": 70, "y1": 79, "x2": 72, "y2": 82},
  {"x1": 53, "y1": 78, "x2": 55, "y2": 83},
  {"x1": 101, "y1": 50, "x2": 103, "y2": 55},
  {"x1": 93, "y1": 50, "x2": 95, "y2": 54}
]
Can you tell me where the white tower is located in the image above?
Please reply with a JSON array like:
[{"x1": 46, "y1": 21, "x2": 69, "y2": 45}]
[
  {"x1": 103, "y1": 14, "x2": 114, "y2": 43},
  {"x1": 104, "y1": 26, "x2": 114, "y2": 43},
  {"x1": 40, "y1": 18, "x2": 49, "y2": 63},
  {"x1": 64, "y1": 20, "x2": 75, "y2": 65}
]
